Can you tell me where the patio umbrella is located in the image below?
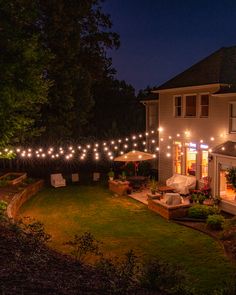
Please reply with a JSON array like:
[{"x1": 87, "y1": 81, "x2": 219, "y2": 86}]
[{"x1": 114, "y1": 150, "x2": 155, "y2": 175}]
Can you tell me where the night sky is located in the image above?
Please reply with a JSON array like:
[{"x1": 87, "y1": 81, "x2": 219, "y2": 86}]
[{"x1": 103, "y1": 0, "x2": 236, "y2": 92}]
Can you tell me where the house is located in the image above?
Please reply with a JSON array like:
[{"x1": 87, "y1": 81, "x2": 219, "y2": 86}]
[{"x1": 143, "y1": 46, "x2": 236, "y2": 214}]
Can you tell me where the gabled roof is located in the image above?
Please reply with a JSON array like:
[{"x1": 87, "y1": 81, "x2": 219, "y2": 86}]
[
  {"x1": 212, "y1": 141, "x2": 236, "y2": 157},
  {"x1": 156, "y1": 46, "x2": 236, "y2": 90}
]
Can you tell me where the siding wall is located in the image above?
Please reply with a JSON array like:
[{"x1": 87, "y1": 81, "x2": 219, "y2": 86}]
[{"x1": 158, "y1": 85, "x2": 236, "y2": 182}]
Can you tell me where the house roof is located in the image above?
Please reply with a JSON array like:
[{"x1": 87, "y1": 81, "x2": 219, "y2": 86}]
[
  {"x1": 212, "y1": 141, "x2": 236, "y2": 157},
  {"x1": 156, "y1": 46, "x2": 236, "y2": 90},
  {"x1": 139, "y1": 92, "x2": 159, "y2": 102},
  {"x1": 213, "y1": 85, "x2": 236, "y2": 95}
]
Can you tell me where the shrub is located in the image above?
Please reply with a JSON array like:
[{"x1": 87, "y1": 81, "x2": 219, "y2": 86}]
[
  {"x1": 0, "y1": 200, "x2": 7, "y2": 219},
  {"x1": 188, "y1": 204, "x2": 220, "y2": 219},
  {"x1": 207, "y1": 214, "x2": 225, "y2": 230}
]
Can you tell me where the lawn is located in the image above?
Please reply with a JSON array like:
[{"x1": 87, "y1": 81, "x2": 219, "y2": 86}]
[{"x1": 20, "y1": 185, "x2": 235, "y2": 293}]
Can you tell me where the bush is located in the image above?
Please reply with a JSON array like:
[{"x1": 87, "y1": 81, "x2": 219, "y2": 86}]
[
  {"x1": 207, "y1": 214, "x2": 225, "y2": 230},
  {"x1": 188, "y1": 204, "x2": 220, "y2": 219}
]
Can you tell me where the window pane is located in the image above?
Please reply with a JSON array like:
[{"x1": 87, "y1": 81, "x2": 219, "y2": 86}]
[
  {"x1": 201, "y1": 95, "x2": 209, "y2": 105},
  {"x1": 201, "y1": 106, "x2": 208, "y2": 117},
  {"x1": 231, "y1": 104, "x2": 236, "y2": 117},
  {"x1": 186, "y1": 95, "x2": 196, "y2": 116},
  {"x1": 201, "y1": 150, "x2": 208, "y2": 177},
  {"x1": 175, "y1": 96, "x2": 182, "y2": 117},
  {"x1": 231, "y1": 118, "x2": 236, "y2": 131},
  {"x1": 186, "y1": 147, "x2": 197, "y2": 175}
]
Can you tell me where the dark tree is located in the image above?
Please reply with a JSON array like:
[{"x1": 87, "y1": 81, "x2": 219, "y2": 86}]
[
  {"x1": 91, "y1": 78, "x2": 145, "y2": 138},
  {"x1": 38, "y1": 0, "x2": 120, "y2": 143},
  {"x1": 0, "y1": 0, "x2": 51, "y2": 149}
]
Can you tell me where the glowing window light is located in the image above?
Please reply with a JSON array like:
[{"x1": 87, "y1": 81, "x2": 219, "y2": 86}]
[
  {"x1": 200, "y1": 144, "x2": 208, "y2": 149},
  {"x1": 189, "y1": 142, "x2": 196, "y2": 148}
]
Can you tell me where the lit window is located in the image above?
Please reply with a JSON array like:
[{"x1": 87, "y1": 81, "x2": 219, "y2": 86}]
[
  {"x1": 174, "y1": 96, "x2": 182, "y2": 117},
  {"x1": 229, "y1": 103, "x2": 236, "y2": 133},
  {"x1": 201, "y1": 150, "x2": 208, "y2": 177},
  {"x1": 186, "y1": 146, "x2": 197, "y2": 175},
  {"x1": 185, "y1": 95, "x2": 196, "y2": 117},
  {"x1": 174, "y1": 143, "x2": 182, "y2": 173},
  {"x1": 200, "y1": 95, "x2": 209, "y2": 117}
]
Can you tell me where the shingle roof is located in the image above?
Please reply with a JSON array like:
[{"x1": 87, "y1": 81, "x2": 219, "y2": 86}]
[
  {"x1": 156, "y1": 46, "x2": 236, "y2": 90},
  {"x1": 213, "y1": 84, "x2": 236, "y2": 95},
  {"x1": 212, "y1": 141, "x2": 236, "y2": 157}
]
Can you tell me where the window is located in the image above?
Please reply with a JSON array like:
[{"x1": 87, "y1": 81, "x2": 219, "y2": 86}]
[
  {"x1": 229, "y1": 103, "x2": 236, "y2": 132},
  {"x1": 186, "y1": 144, "x2": 197, "y2": 176},
  {"x1": 174, "y1": 142, "x2": 182, "y2": 173},
  {"x1": 201, "y1": 150, "x2": 208, "y2": 177},
  {"x1": 174, "y1": 96, "x2": 182, "y2": 117},
  {"x1": 185, "y1": 95, "x2": 196, "y2": 116},
  {"x1": 200, "y1": 95, "x2": 209, "y2": 117}
]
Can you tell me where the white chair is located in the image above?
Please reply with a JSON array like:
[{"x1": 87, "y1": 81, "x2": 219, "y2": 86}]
[
  {"x1": 93, "y1": 172, "x2": 100, "y2": 181},
  {"x1": 72, "y1": 173, "x2": 79, "y2": 182},
  {"x1": 50, "y1": 173, "x2": 66, "y2": 188}
]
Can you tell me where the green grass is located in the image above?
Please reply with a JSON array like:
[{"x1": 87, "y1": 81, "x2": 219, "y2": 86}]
[{"x1": 20, "y1": 185, "x2": 235, "y2": 293}]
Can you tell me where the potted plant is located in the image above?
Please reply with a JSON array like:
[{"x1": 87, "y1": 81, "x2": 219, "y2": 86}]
[
  {"x1": 108, "y1": 169, "x2": 115, "y2": 181},
  {"x1": 149, "y1": 178, "x2": 158, "y2": 195}
]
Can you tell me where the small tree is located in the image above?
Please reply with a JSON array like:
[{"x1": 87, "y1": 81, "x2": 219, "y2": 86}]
[{"x1": 225, "y1": 168, "x2": 236, "y2": 191}]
